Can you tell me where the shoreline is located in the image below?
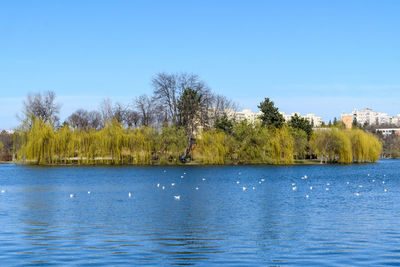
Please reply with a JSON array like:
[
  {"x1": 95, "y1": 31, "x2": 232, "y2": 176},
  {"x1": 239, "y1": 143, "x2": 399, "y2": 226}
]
[{"x1": 0, "y1": 159, "x2": 379, "y2": 167}]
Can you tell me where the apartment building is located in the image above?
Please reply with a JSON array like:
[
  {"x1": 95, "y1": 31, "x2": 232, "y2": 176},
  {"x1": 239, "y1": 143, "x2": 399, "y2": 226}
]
[
  {"x1": 280, "y1": 112, "x2": 322, "y2": 127},
  {"x1": 341, "y1": 108, "x2": 400, "y2": 128}
]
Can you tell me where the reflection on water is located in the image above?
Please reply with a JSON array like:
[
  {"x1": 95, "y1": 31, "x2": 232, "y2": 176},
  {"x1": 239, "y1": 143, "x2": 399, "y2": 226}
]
[{"x1": 0, "y1": 161, "x2": 400, "y2": 265}]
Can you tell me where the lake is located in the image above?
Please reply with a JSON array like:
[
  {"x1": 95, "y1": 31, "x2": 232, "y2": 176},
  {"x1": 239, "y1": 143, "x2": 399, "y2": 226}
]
[{"x1": 0, "y1": 160, "x2": 399, "y2": 266}]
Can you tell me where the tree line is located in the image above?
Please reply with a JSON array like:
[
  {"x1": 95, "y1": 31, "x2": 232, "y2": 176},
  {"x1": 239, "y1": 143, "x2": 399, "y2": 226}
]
[{"x1": 3, "y1": 72, "x2": 383, "y2": 165}]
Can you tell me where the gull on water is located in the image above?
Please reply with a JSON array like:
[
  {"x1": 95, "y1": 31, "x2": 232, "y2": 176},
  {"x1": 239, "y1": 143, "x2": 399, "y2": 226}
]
[
  {"x1": 70, "y1": 194, "x2": 75, "y2": 198},
  {"x1": 346, "y1": 181, "x2": 350, "y2": 184},
  {"x1": 358, "y1": 185, "x2": 363, "y2": 188},
  {"x1": 88, "y1": 191, "x2": 91, "y2": 194},
  {"x1": 382, "y1": 181, "x2": 385, "y2": 184},
  {"x1": 242, "y1": 186, "x2": 247, "y2": 191},
  {"x1": 292, "y1": 186, "x2": 297, "y2": 191},
  {"x1": 236, "y1": 181, "x2": 240, "y2": 184},
  {"x1": 325, "y1": 188, "x2": 330, "y2": 191},
  {"x1": 202, "y1": 178, "x2": 206, "y2": 181},
  {"x1": 372, "y1": 179, "x2": 376, "y2": 183},
  {"x1": 354, "y1": 192, "x2": 360, "y2": 196},
  {"x1": 384, "y1": 189, "x2": 388, "y2": 193},
  {"x1": 157, "y1": 183, "x2": 160, "y2": 187},
  {"x1": 326, "y1": 183, "x2": 330, "y2": 186},
  {"x1": 258, "y1": 181, "x2": 262, "y2": 184},
  {"x1": 252, "y1": 187, "x2": 256, "y2": 190},
  {"x1": 309, "y1": 186, "x2": 313, "y2": 190},
  {"x1": 1, "y1": 189, "x2": 6, "y2": 193},
  {"x1": 180, "y1": 176, "x2": 184, "y2": 178},
  {"x1": 292, "y1": 183, "x2": 296, "y2": 186},
  {"x1": 171, "y1": 183, "x2": 175, "y2": 186},
  {"x1": 162, "y1": 186, "x2": 165, "y2": 190},
  {"x1": 305, "y1": 194, "x2": 309, "y2": 199},
  {"x1": 128, "y1": 192, "x2": 132, "y2": 198},
  {"x1": 174, "y1": 195, "x2": 181, "y2": 200},
  {"x1": 261, "y1": 179, "x2": 265, "y2": 182},
  {"x1": 195, "y1": 187, "x2": 199, "y2": 190}
]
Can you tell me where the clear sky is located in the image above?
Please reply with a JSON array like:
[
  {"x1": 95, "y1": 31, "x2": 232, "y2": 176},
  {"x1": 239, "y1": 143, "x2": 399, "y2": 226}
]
[{"x1": 1, "y1": 0, "x2": 399, "y2": 129}]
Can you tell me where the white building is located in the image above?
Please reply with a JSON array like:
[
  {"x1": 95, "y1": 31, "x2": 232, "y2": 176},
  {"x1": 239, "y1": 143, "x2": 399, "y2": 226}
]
[
  {"x1": 235, "y1": 109, "x2": 262, "y2": 124},
  {"x1": 280, "y1": 112, "x2": 322, "y2": 127},
  {"x1": 376, "y1": 128, "x2": 400, "y2": 137},
  {"x1": 341, "y1": 108, "x2": 400, "y2": 128}
]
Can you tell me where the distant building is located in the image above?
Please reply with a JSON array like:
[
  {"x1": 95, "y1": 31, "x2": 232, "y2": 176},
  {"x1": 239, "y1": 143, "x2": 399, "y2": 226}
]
[
  {"x1": 235, "y1": 109, "x2": 262, "y2": 124},
  {"x1": 280, "y1": 112, "x2": 322, "y2": 127},
  {"x1": 341, "y1": 108, "x2": 400, "y2": 128},
  {"x1": 376, "y1": 128, "x2": 400, "y2": 137}
]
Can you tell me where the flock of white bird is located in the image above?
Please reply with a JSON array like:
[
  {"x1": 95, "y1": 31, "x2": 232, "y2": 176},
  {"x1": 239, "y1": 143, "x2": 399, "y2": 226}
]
[{"x1": 0, "y1": 171, "x2": 390, "y2": 200}]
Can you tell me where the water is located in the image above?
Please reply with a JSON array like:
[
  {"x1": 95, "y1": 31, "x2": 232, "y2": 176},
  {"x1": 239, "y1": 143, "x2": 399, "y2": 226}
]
[{"x1": 0, "y1": 160, "x2": 400, "y2": 266}]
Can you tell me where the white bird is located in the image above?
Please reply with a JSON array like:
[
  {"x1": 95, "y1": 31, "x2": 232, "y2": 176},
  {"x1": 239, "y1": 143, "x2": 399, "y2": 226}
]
[
  {"x1": 174, "y1": 195, "x2": 180, "y2": 200},
  {"x1": 304, "y1": 175, "x2": 308, "y2": 179},
  {"x1": 236, "y1": 181, "x2": 240, "y2": 184},
  {"x1": 183, "y1": 172, "x2": 186, "y2": 175},
  {"x1": 171, "y1": 183, "x2": 175, "y2": 186},
  {"x1": 163, "y1": 170, "x2": 166, "y2": 173},
  {"x1": 358, "y1": 185, "x2": 363, "y2": 188},
  {"x1": 368, "y1": 174, "x2": 370, "y2": 176},
  {"x1": 128, "y1": 192, "x2": 132, "y2": 198},
  {"x1": 162, "y1": 186, "x2": 165, "y2": 190},
  {"x1": 384, "y1": 189, "x2": 388, "y2": 193},
  {"x1": 258, "y1": 181, "x2": 262, "y2": 184},
  {"x1": 202, "y1": 178, "x2": 206, "y2": 181},
  {"x1": 261, "y1": 178, "x2": 265, "y2": 182},
  {"x1": 252, "y1": 187, "x2": 256, "y2": 190},
  {"x1": 326, "y1": 183, "x2": 330, "y2": 186},
  {"x1": 305, "y1": 194, "x2": 309, "y2": 199},
  {"x1": 372, "y1": 179, "x2": 376, "y2": 183},
  {"x1": 238, "y1": 172, "x2": 241, "y2": 175},
  {"x1": 195, "y1": 187, "x2": 199, "y2": 190},
  {"x1": 69, "y1": 194, "x2": 75, "y2": 198},
  {"x1": 1, "y1": 189, "x2": 6, "y2": 193},
  {"x1": 242, "y1": 186, "x2": 247, "y2": 191},
  {"x1": 346, "y1": 181, "x2": 350, "y2": 184},
  {"x1": 157, "y1": 183, "x2": 160, "y2": 187},
  {"x1": 88, "y1": 191, "x2": 91, "y2": 194},
  {"x1": 325, "y1": 188, "x2": 330, "y2": 191},
  {"x1": 292, "y1": 183, "x2": 296, "y2": 186},
  {"x1": 354, "y1": 192, "x2": 360, "y2": 196},
  {"x1": 292, "y1": 186, "x2": 297, "y2": 191},
  {"x1": 382, "y1": 181, "x2": 385, "y2": 184},
  {"x1": 309, "y1": 186, "x2": 313, "y2": 190},
  {"x1": 180, "y1": 176, "x2": 184, "y2": 178}
]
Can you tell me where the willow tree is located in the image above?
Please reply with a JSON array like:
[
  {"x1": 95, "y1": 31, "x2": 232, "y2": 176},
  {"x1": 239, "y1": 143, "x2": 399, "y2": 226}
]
[
  {"x1": 267, "y1": 126, "x2": 294, "y2": 164},
  {"x1": 193, "y1": 130, "x2": 232, "y2": 164}
]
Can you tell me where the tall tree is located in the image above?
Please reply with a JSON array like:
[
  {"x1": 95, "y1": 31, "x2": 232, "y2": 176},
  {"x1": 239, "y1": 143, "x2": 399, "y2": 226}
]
[
  {"x1": 22, "y1": 91, "x2": 61, "y2": 126},
  {"x1": 288, "y1": 113, "x2": 313, "y2": 139},
  {"x1": 178, "y1": 88, "x2": 204, "y2": 158},
  {"x1": 257, "y1": 98, "x2": 284, "y2": 128}
]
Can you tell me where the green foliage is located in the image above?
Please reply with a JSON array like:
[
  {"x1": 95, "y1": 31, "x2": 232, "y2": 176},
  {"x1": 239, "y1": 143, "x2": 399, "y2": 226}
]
[
  {"x1": 258, "y1": 98, "x2": 284, "y2": 128},
  {"x1": 288, "y1": 114, "x2": 313, "y2": 139},
  {"x1": 214, "y1": 115, "x2": 233, "y2": 134},
  {"x1": 310, "y1": 128, "x2": 382, "y2": 163},
  {"x1": 0, "y1": 141, "x2": 3, "y2": 152},
  {"x1": 290, "y1": 128, "x2": 308, "y2": 159}
]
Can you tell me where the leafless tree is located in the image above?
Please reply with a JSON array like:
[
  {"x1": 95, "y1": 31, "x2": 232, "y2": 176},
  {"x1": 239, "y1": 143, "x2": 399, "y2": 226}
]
[
  {"x1": 124, "y1": 109, "x2": 140, "y2": 128},
  {"x1": 152, "y1": 72, "x2": 212, "y2": 126},
  {"x1": 88, "y1": 111, "x2": 102, "y2": 130},
  {"x1": 209, "y1": 94, "x2": 238, "y2": 125},
  {"x1": 68, "y1": 109, "x2": 89, "y2": 129},
  {"x1": 99, "y1": 98, "x2": 114, "y2": 125},
  {"x1": 135, "y1": 95, "x2": 155, "y2": 127},
  {"x1": 22, "y1": 91, "x2": 61, "y2": 126}
]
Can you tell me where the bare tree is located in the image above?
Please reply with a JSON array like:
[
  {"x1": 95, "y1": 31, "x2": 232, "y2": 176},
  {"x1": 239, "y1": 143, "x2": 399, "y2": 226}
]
[
  {"x1": 112, "y1": 102, "x2": 127, "y2": 124},
  {"x1": 22, "y1": 91, "x2": 61, "y2": 126},
  {"x1": 99, "y1": 98, "x2": 114, "y2": 125},
  {"x1": 88, "y1": 111, "x2": 102, "y2": 130},
  {"x1": 152, "y1": 72, "x2": 211, "y2": 125},
  {"x1": 124, "y1": 109, "x2": 140, "y2": 128},
  {"x1": 209, "y1": 94, "x2": 238, "y2": 125},
  {"x1": 68, "y1": 109, "x2": 89, "y2": 129},
  {"x1": 135, "y1": 95, "x2": 155, "y2": 127}
]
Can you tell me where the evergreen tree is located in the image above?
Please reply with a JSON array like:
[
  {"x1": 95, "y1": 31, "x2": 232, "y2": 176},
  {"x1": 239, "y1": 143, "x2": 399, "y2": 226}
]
[
  {"x1": 288, "y1": 114, "x2": 313, "y2": 139},
  {"x1": 257, "y1": 98, "x2": 284, "y2": 128}
]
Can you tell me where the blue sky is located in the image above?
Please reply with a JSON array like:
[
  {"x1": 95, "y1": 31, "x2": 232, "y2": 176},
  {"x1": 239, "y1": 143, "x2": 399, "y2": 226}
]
[{"x1": 1, "y1": 0, "x2": 399, "y2": 129}]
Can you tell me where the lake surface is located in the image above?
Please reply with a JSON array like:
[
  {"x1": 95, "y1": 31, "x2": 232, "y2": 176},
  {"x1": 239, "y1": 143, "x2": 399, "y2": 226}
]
[{"x1": 0, "y1": 160, "x2": 400, "y2": 266}]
